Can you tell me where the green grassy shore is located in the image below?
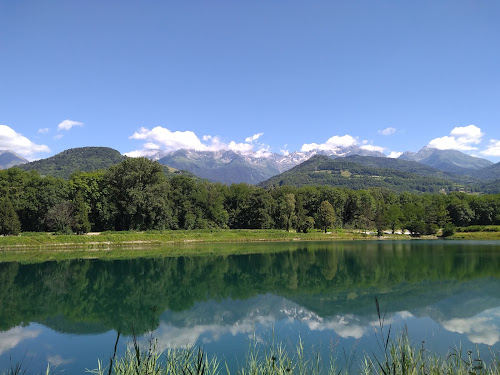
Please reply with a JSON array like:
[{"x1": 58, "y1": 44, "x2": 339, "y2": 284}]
[
  {"x1": 0, "y1": 229, "x2": 411, "y2": 262},
  {"x1": 1, "y1": 228, "x2": 499, "y2": 263}
]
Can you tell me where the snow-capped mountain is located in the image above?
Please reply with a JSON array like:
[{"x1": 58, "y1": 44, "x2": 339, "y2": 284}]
[{"x1": 156, "y1": 146, "x2": 386, "y2": 184}]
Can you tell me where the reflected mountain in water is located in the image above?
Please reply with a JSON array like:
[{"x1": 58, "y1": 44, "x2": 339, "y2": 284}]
[{"x1": 1, "y1": 241, "x2": 499, "y2": 344}]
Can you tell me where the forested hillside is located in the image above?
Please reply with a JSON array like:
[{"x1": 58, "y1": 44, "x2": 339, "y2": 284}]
[
  {"x1": 18, "y1": 147, "x2": 126, "y2": 178},
  {"x1": 2, "y1": 157, "x2": 500, "y2": 236},
  {"x1": 259, "y1": 155, "x2": 476, "y2": 193}
]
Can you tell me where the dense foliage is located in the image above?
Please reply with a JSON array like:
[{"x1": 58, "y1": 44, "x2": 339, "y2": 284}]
[
  {"x1": 18, "y1": 147, "x2": 126, "y2": 179},
  {"x1": 2, "y1": 157, "x2": 500, "y2": 235}
]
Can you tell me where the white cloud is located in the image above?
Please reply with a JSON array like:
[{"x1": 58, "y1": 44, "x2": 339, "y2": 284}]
[
  {"x1": 130, "y1": 127, "x2": 208, "y2": 151},
  {"x1": 57, "y1": 119, "x2": 84, "y2": 131},
  {"x1": 441, "y1": 315, "x2": 499, "y2": 346},
  {"x1": 388, "y1": 151, "x2": 403, "y2": 158},
  {"x1": 0, "y1": 124, "x2": 50, "y2": 158},
  {"x1": 227, "y1": 140, "x2": 254, "y2": 154},
  {"x1": 127, "y1": 126, "x2": 270, "y2": 157},
  {"x1": 301, "y1": 134, "x2": 357, "y2": 152},
  {"x1": 360, "y1": 144, "x2": 385, "y2": 153},
  {"x1": 428, "y1": 125, "x2": 483, "y2": 151},
  {"x1": 0, "y1": 326, "x2": 41, "y2": 355},
  {"x1": 125, "y1": 142, "x2": 162, "y2": 158},
  {"x1": 38, "y1": 128, "x2": 49, "y2": 134},
  {"x1": 307, "y1": 315, "x2": 367, "y2": 339},
  {"x1": 480, "y1": 139, "x2": 500, "y2": 157},
  {"x1": 245, "y1": 133, "x2": 264, "y2": 143},
  {"x1": 379, "y1": 127, "x2": 396, "y2": 136}
]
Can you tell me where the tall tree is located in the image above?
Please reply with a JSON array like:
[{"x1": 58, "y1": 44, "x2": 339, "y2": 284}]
[
  {"x1": 106, "y1": 158, "x2": 171, "y2": 230},
  {"x1": 0, "y1": 196, "x2": 21, "y2": 235},
  {"x1": 72, "y1": 191, "x2": 91, "y2": 234},
  {"x1": 317, "y1": 200, "x2": 335, "y2": 233}
]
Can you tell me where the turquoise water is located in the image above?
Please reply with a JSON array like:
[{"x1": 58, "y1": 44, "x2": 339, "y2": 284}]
[{"x1": 1, "y1": 240, "x2": 499, "y2": 373}]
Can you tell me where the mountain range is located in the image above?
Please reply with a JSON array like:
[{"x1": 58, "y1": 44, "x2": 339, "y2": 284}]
[
  {"x1": 399, "y1": 147, "x2": 493, "y2": 175},
  {"x1": 258, "y1": 155, "x2": 470, "y2": 193},
  {"x1": 2, "y1": 145, "x2": 500, "y2": 192},
  {"x1": 0, "y1": 150, "x2": 28, "y2": 169}
]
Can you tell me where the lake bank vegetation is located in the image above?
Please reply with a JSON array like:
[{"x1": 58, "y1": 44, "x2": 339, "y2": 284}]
[
  {"x1": 2, "y1": 158, "x2": 500, "y2": 240},
  {"x1": 4, "y1": 330, "x2": 500, "y2": 375}
]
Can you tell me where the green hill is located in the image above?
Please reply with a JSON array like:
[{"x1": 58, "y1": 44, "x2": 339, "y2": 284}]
[
  {"x1": 259, "y1": 155, "x2": 471, "y2": 193},
  {"x1": 343, "y1": 155, "x2": 480, "y2": 185},
  {"x1": 472, "y1": 161, "x2": 500, "y2": 181},
  {"x1": 18, "y1": 147, "x2": 126, "y2": 178}
]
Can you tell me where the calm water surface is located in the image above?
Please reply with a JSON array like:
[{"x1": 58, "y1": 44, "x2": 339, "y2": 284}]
[{"x1": 1, "y1": 240, "x2": 500, "y2": 373}]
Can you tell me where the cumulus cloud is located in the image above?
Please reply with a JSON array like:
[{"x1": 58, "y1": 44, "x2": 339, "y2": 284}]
[
  {"x1": 428, "y1": 125, "x2": 483, "y2": 151},
  {"x1": 38, "y1": 128, "x2": 49, "y2": 134},
  {"x1": 0, "y1": 124, "x2": 50, "y2": 157},
  {"x1": 127, "y1": 126, "x2": 270, "y2": 157},
  {"x1": 57, "y1": 119, "x2": 84, "y2": 131},
  {"x1": 379, "y1": 127, "x2": 396, "y2": 136},
  {"x1": 480, "y1": 139, "x2": 500, "y2": 157},
  {"x1": 301, "y1": 134, "x2": 357, "y2": 152},
  {"x1": 245, "y1": 133, "x2": 264, "y2": 143},
  {"x1": 388, "y1": 151, "x2": 403, "y2": 158},
  {"x1": 360, "y1": 144, "x2": 385, "y2": 153}
]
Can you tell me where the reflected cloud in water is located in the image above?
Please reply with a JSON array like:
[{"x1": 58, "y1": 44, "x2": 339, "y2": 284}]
[
  {"x1": 47, "y1": 354, "x2": 74, "y2": 367},
  {"x1": 441, "y1": 307, "x2": 500, "y2": 346},
  {"x1": 0, "y1": 326, "x2": 40, "y2": 355},
  {"x1": 153, "y1": 314, "x2": 276, "y2": 349}
]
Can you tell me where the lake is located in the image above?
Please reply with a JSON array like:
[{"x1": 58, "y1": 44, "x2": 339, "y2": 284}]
[{"x1": 1, "y1": 240, "x2": 500, "y2": 373}]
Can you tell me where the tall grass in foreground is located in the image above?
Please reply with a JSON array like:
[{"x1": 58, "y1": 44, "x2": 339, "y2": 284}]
[
  {"x1": 360, "y1": 297, "x2": 500, "y2": 375},
  {"x1": 2, "y1": 336, "x2": 500, "y2": 375},
  {"x1": 3, "y1": 305, "x2": 500, "y2": 375},
  {"x1": 82, "y1": 328, "x2": 500, "y2": 375},
  {"x1": 87, "y1": 335, "x2": 220, "y2": 375}
]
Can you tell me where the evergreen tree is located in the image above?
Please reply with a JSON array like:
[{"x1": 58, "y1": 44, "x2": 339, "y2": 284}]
[
  {"x1": 0, "y1": 197, "x2": 21, "y2": 235},
  {"x1": 72, "y1": 191, "x2": 91, "y2": 234}
]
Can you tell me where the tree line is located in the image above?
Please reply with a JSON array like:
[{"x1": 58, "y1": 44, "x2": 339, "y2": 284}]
[{"x1": 1, "y1": 157, "x2": 500, "y2": 235}]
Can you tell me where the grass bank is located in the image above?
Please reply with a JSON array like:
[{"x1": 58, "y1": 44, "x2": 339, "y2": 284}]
[
  {"x1": 0, "y1": 229, "x2": 410, "y2": 261},
  {"x1": 0, "y1": 229, "x2": 378, "y2": 248},
  {"x1": 1, "y1": 227, "x2": 498, "y2": 263}
]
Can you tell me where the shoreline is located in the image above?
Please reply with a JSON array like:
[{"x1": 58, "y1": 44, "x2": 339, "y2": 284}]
[{"x1": 1, "y1": 229, "x2": 499, "y2": 263}]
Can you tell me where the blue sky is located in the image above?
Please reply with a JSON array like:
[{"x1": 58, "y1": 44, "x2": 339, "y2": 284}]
[{"x1": 1, "y1": 1, "x2": 500, "y2": 161}]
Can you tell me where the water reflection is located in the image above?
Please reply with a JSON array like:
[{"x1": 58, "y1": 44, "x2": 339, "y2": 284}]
[
  {"x1": 1, "y1": 240, "x2": 500, "y2": 372},
  {"x1": 0, "y1": 326, "x2": 41, "y2": 356}
]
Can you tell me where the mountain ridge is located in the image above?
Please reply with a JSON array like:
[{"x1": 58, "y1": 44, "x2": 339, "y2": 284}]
[
  {"x1": 0, "y1": 150, "x2": 29, "y2": 169},
  {"x1": 398, "y1": 147, "x2": 493, "y2": 175},
  {"x1": 258, "y1": 154, "x2": 472, "y2": 193}
]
